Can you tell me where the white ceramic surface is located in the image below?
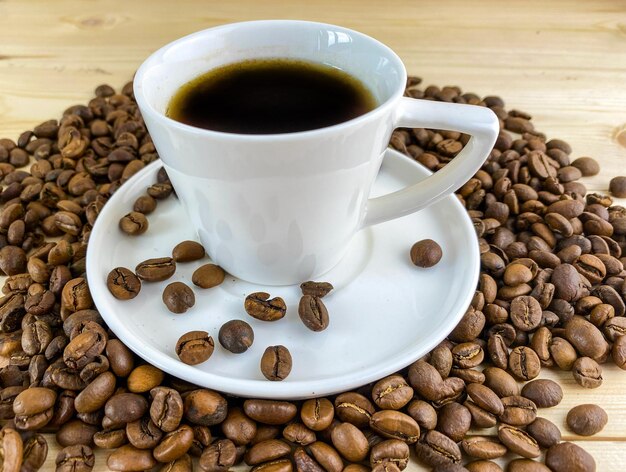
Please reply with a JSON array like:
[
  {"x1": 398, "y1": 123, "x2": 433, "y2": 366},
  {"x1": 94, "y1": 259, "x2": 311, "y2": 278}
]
[
  {"x1": 134, "y1": 20, "x2": 498, "y2": 285},
  {"x1": 86, "y1": 149, "x2": 480, "y2": 399}
]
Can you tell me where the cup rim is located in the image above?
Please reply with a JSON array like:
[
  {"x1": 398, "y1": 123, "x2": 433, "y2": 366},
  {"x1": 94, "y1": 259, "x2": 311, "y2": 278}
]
[{"x1": 133, "y1": 19, "x2": 407, "y2": 141}]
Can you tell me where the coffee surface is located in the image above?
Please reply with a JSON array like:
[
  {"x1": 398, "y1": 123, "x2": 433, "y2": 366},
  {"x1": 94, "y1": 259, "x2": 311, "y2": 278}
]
[{"x1": 166, "y1": 58, "x2": 376, "y2": 134}]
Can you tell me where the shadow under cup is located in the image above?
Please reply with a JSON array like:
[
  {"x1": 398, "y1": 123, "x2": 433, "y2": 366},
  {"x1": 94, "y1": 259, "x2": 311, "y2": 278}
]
[{"x1": 134, "y1": 21, "x2": 408, "y2": 285}]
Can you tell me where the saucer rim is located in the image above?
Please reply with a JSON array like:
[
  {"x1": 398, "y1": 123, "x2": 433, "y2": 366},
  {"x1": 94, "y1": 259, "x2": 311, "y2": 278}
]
[{"x1": 86, "y1": 149, "x2": 479, "y2": 399}]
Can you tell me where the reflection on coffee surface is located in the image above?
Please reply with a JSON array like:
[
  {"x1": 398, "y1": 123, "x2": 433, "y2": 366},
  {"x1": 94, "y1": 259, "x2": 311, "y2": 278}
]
[{"x1": 166, "y1": 58, "x2": 377, "y2": 134}]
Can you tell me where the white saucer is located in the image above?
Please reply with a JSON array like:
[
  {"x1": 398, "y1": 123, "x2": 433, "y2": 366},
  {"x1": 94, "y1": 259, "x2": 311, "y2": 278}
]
[{"x1": 86, "y1": 149, "x2": 479, "y2": 399}]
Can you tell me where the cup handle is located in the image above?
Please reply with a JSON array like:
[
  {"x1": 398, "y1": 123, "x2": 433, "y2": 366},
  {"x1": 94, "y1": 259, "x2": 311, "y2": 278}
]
[{"x1": 361, "y1": 96, "x2": 499, "y2": 227}]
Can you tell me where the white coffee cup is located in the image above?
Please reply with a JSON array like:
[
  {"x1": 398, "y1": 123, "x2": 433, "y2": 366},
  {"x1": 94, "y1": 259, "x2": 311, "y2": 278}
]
[{"x1": 134, "y1": 20, "x2": 498, "y2": 285}]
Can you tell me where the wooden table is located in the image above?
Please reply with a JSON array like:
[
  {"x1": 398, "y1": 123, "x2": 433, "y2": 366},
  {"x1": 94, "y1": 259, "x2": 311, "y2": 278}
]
[{"x1": 1, "y1": 0, "x2": 625, "y2": 470}]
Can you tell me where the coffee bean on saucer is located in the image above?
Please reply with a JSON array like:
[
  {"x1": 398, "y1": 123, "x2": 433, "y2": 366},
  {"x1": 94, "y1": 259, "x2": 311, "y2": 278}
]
[
  {"x1": 566, "y1": 404, "x2": 608, "y2": 436},
  {"x1": 147, "y1": 182, "x2": 174, "y2": 199},
  {"x1": 245, "y1": 292, "x2": 287, "y2": 321},
  {"x1": 133, "y1": 195, "x2": 157, "y2": 214},
  {"x1": 176, "y1": 331, "x2": 214, "y2": 365},
  {"x1": 410, "y1": 239, "x2": 442, "y2": 268},
  {"x1": 119, "y1": 211, "x2": 148, "y2": 235},
  {"x1": 260, "y1": 345, "x2": 292, "y2": 381},
  {"x1": 300, "y1": 281, "x2": 334, "y2": 298},
  {"x1": 192, "y1": 264, "x2": 226, "y2": 289},
  {"x1": 162, "y1": 282, "x2": 195, "y2": 314},
  {"x1": 135, "y1": 257, "x2": 176, "y2": 282},
  {"x1": 172, "y1": 240, "x2": 206, "y2": 262},
  {"x1": 219, "y1": 320, "x2": 254, "y2": 353},
  {"x1": 609, "y1": 176, "x2": 626, "y2": 197},
  {"x1": 298, "y1": 295, "x2": 329, "y2": 331},
  {"x1": 106, "y1": 267, "x2": 141, "y2": 300}
]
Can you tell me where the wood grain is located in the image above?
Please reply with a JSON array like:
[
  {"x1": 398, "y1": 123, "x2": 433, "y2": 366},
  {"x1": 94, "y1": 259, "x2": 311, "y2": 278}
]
[{"x1": 1, "y1": 0, "x2": 626, "y2": 470}]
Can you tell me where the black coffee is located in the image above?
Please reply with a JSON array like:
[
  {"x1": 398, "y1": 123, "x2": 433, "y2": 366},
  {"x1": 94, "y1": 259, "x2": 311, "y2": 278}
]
[{"x1": 166, "y1": 58, "x2": 377, "y2": 134}]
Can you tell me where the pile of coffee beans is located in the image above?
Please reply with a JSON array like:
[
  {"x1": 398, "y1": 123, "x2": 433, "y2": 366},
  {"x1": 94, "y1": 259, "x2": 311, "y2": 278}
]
[{"x1": 0, "y1": 77, "x2": 624, "y2": 472}]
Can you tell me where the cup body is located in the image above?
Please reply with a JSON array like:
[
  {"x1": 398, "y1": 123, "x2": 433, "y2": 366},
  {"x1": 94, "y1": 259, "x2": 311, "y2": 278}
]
[{"x1": 134, "y1": 20, "x2": 406, "y2": 285}]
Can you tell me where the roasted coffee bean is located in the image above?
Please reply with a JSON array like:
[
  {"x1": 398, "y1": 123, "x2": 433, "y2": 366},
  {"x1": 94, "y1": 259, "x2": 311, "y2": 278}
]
[
  {"x1": 244, "y1": 400, "x2": 297, "y2": 425},
  {"x1": 510, "y1": 295, "x2": 542, "y2": 331},
  {"x1": 300, "y1": 398, "x2": 334, "y2": 431},
  {"x1": 93, "y1": 429, "x2": 128, "y2": 449},
  {"x1": 260, "y1": 345, "x2": 292, "y2": 381},
  {"x1": 104, "y1": 393, "x2": 148, "y2": 425},
  {"x1": 300, "y1": 281, "x2": 334, "y2": 298},
  {"x1": 497, "y1": 424, "x2": 540, "y2": 459},
  {"x1": 369, "y1": 410, "x2": 420, "y2": 443},
  {"x1": 406, "y1": 399, "x2": 438, "y2": 430},
  {"x1": 298, "y1": 295, "x2": 329, "y2": 331},
  {"x1": 172, "y1": 240, "x2": 205, "y2": 262},
  {"x1": 56, "y1": 419, "x2": 99, "y2": 447},
  {"x1": 199, "y1": 439, "x2": 237, "y2": 472},
  {"x1": 61, "y1": 277, "x2": 92, "y2": 312},
  {"x1": 370, "y1": 439, "x2": 410, "y2": 470},
  {"x1": 564, "y1": 316, "x2": 609, "y2": 362},
  {"x1": 221, "y1": 407, "x2": 257, "y2": 446},
  {"x1": 414, "y1": 430, "x2": 461, "y2": 467},
  {"x1": 293, "y1": 446, "x2": 324, "y2": 472},
  {"x1": 106, "y1": 267, "x2": 141, "y2": 300},
  {"x1": 107, "y1": 444, "x2": 157, "y2": 471},
  {"x1": 506, "y1": 459, "x2": 551, "y2": 472},
  {"x1": 74, "y1": 371, "x2": 116, "y2": 413},
  {"x1": 150, "y1": 386, "x2": 183, "y2": 432},
  {"x1": 119, "y1": 211, "x2": 148, "y2": 235},
  {"x1": 244, "y1": 439, "x2": 291, "y2": 465},
  {"x1": 63, "y1": 321, "x2": 107, "y2": 370},
  {"x1": 283, "y1": 422, "x2": 316, "y2": 446},
  {"x1": 21, "y1": 433, "x2": 48, "y2": 472},
  {"x1": 153, "y1": 424, "x2": 194, "y2": 463},
  {"x1": 508, "y1": 346, "x2": 541, "y2": 380},
  {"x1": 0, "y1": 427, "x2": 23, "y2": 472},
  {"x1": 609, "y1": 176, "x2": 626, "y2": 197},
  {"x1": 572, "y1": 356, "x2": 603, "y2": 388},
  {"x1": 545, "y1": 442, "x2": 596, "y2": 472},
  {"x1": 521, "y1": 379, "x2": 563, "y2": 408},
  {"x1": 410, "y1": 239, "x2": 443, "y2": 267},
  {"x1": 245, "y1": 292, "x2": 287, "y2": 321},
  {"x1": 566, "y1": 404, "x2": 608, "y2": 436},
  {"x1": 526, "y1": 417, "x2": 561, "y2": 449},
  {"x1": 218, "y1": 320, "x2": 254, "y2": 353},
  {"x1": 106, "y1": 339, "x2": 134, "y2": 377},
  {"x1": 466, "y1": 383, "x2": 503, "y2": 416},
  {"x1": 451, "y1": 342, "x2": 484, "y2": 368},
  {"x1": 163, "y1": 282, "x2": 195, "y2": 314},
  {"x1": 12, "y1": 387, "x2": 56, "y2": 430},
  {"x1": 612, "y1": 335, "x2": 626, "y2": 369},
  {"x1": 184, "y1": 389, "x2": 228, "y2": 426},
  {"x1": 192, "y1": 264, "x2": 226, "y2": 288},
  {"x1": 330, "y1": 422, "x2": 369, "y2": 462},
  {"x1": 499, "y1": 396, "x2": 537, "y2": 426},
  {"x1": 126, "y1": 416, "x2": 163, "y2": 449},
  {"x1": 176, "y1": 331, "x2": 214, "y2": 365},
  {"x1": 448, "y1": 306, "x2": 486, "y2": 343},
  {"x1": 162, "y1": 454, "x2": 193, "y2": 472},
  {"x1": 372, "y1": 374, "x2": 413, "y2": 410},
  {"x1": 464, "y1": 460, "x2": 503, "y2": 472},
  {"x1": 135, "y1": 257, "x2": 176, "y2": 282},
  {"x1": 461, "y1": 436, "x2": 507, "y2": 460},
  {"x1": 56, "y1": 445, "x2": 95, "y2": 472},
  {"x1": 308, "y1": 441, "x2": 344, "y2": 472},
  {"x1": 408, "y1": 360, "x2": 464, "y2": 404},
  {"x1": 133, "y1": 195, "x2": 157, "y2": 214},
  {"x1": 335, "y1": 392, "x2": 376, "y2": 427},
  {"x1": 549, "y1": 336, "x2": 578, "y2": 371},
  {"x1": 436, "y1": 402, "x2": 471, "y2": 442}
]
